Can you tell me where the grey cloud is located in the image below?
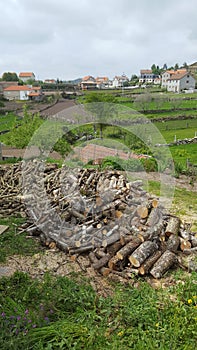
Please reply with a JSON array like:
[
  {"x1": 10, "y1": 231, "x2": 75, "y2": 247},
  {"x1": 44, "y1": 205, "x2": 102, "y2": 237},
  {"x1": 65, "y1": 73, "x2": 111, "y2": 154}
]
[{"x1": 0, "y1": 0, "x2": 197, "y2": 79}]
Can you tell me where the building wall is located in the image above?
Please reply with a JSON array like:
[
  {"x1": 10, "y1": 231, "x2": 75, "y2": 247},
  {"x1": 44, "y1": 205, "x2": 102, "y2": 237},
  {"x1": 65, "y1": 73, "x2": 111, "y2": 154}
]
[
  {"x1": 3, "y1": 90, "x2": 20, "y2": 100},
  {"x1": 19, "y1": 74, "x2": 35, "y2": 82},
  {"x1": 167, "y1": 74, "x2": 195, "y2": 93},
  {"x1": 180, "y1": 74, "x2": 196, "y2": 91},
  {"x1": 161, "y1": 72, "x2": 171, "y2": 88},
  {"x1": 166, "y1": 80, "x2": 180, "y2": 93},
  {"x1": 19, "y1": 90, "x2": 29, "y2": 100}
]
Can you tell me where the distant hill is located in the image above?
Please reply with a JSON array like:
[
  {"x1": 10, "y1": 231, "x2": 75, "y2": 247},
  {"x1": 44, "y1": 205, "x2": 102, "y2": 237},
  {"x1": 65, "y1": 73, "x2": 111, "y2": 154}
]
[{"x1": 63, "y1": 78, "x2": 82, "y2": 85}]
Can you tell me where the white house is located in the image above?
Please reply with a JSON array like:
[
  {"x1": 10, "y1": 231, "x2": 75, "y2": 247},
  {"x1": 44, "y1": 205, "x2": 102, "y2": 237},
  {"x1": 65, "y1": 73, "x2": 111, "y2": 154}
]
[
  {"x1": 95, "y1": 76, "x2": 109, "y2": 89},
  {"x1": 19, "y1": 72, "x2": 35, "y2": 82},
  {"x1": 3, "y1": 85, "x2": 42, "y2": 100},
  {"x1": 162, "y1": 70, "x2": 196, "y2": 93},
  {"x1": 80, "y1": 76, "x2": 97, "y2": 90},
  {"x1": 112, "y1": 74, "x2": 129, "y2": 88},
  {"x1": 161, "y1": 69, "x2": 187, "y2": 89},
  {"x1": 3, "y1": 85, "x2": 31, "y2": 100}
]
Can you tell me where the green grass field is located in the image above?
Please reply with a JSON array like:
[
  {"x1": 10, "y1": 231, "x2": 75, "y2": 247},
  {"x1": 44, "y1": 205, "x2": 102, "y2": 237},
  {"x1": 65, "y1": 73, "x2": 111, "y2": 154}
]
[{"x1": 0, "y1": 113, "x2": 21, "y2": 133}]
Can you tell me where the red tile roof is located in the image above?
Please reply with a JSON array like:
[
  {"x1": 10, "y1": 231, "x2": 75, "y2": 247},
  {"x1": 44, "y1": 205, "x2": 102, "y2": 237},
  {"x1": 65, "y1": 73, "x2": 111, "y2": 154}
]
[
  {"x1": 140, "y1": 69, "x2": 152, "y2": 74},
  {"x1": 28, "y1": 92, "x2": 40, "y2": 96},
  {"x1": 82, "y1": 75, "x2": 94, "y2": 81},
  {"x1": 19, "y1": 72, "x2": 34, "y2": 77},
  {"x1": 4, "y1": 85, "x2": 31, "y2": 91},
  {"x1": 168, "y1": 72, "x2": 188, "y2": 80}
]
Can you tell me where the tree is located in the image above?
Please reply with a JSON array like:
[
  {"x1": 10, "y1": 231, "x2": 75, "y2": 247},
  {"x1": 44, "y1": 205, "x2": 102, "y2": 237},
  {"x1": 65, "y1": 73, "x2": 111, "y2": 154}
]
[
  {"x1": 151, "y1": 64, "x2": 157, "y2": 72},
  {"x1": 162, "y1": 63, "x2": 168, "y2": 70},
  {"x1": 182, "y1": 62, "x2": 188, "y2": 69},
  {"x1": 84, "y1": 93, "x2": 117, "y2": 139},
  {"x1": 151, "y1": 64, "x2": 161, "y2": 75},
  {"x1": 2, "y1": 72, "x2": 19, "y2": 81},
  {"x1": 133, "y1": 93, "x2": 152, "y2": 112},
  {"x1": 174, "y1": 63, "x2": 179, "y2": 70}
]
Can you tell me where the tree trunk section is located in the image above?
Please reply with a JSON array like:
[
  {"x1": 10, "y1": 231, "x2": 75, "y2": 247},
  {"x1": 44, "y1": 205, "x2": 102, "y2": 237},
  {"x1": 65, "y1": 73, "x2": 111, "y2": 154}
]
[
  {"x1": 166, "y1": 234, "x2": 180, "y2": 253},
  {"x1": 165, "y1": 217, "x2": 180, "y2": 237},
  {"x1": 137, "y1": 205, "x2": 148, "y2": 219},
  {"x1": 129, "y1": 241, "x2": 158, "y2": 267},
  {"x1": 139, "y1": 251, "x2": 162, "y2": 275},
  {"x1": 92, "y1": 253, "x2": 111, "y2": 270},
  {"x1": 146, "y1": 208, "x2": 160, "y2": 227},
  {"x1": 116, "y1": 238, "x2": 142, "y2": 260},
  {"x1": 150, "y1": 250, "x2": 177, "y2": 278}
]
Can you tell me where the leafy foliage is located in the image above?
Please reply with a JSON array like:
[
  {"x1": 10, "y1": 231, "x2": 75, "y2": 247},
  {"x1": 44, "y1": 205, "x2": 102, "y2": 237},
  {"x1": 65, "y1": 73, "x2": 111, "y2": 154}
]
[{"x1": 2, "y1": 72, "x2": 19, "y2": 81}]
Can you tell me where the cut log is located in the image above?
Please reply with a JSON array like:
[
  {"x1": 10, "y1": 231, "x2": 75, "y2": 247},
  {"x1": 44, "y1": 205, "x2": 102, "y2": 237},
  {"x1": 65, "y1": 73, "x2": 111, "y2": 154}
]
[
  {"x1": 166, "y1": 235, "x2": 180, "y2": 253},
  {"x1": 69, "y1": 244, "x2": 94, "y2": 255},
  {"x1": 179, "y1": 230, "x2": 191, "y2": 240},
  {"x1": 107, "y1": 241, "x2": 123, "y2": 256},
  {"x1": 102, "y1": 231, "x2": 120, "y2": 248},
  {"x1": 116, "y1": 238, "x2": 142, "y2": 260},
  {"x1": 180, "y1": 238, "x2": 192, "y2": 251},
  {"x1": 146, "y1": 208, "x2": 160, "y2": 227},
  {"x1": 150, "y1": 250, "x2": 177, "y2": 279},
  {"x1": 120, "y1": 234, "x2": 135, "y2": 245},
  {"x1": 137, "y1": 205, "x2": 149, "y2": 219},
  {"x1": 191, "y1": 235, "x2": 197, "y2": 248},
  {"x1": 129, "y1": 241, "x2": 158, "y2": 267},
  {"x1": 89, "y1": 252, "x2": 99, "y2": 264},
  {"x1": 108, "y1": 255, "x2": 121, "y2": 270},
  {"x1": 95, "y1": 248, "x2": 106, "y2": 259},
  {"x1": 151, "y1": 198, "x2": 158, "y2": 208},
  {"x1": 139, "y1": 250, "x2": 162, "y2": 275},
  {"x1": 165, "y1": 217, "x2": 180, "y2": 237},
  {"x1": 182, "y1": 247, "x2": 197, "y2": 255},
  {"x1": 92, "y1": 253, "x2": 111, "y2": 270}
]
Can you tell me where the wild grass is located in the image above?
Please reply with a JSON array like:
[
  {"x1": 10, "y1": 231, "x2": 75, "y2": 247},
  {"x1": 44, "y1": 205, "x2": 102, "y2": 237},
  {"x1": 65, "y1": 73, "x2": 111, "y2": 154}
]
[
  {"x1": 0, "y1": 271, "x2": 196, "y2": 349},
  {"x1": 0, "y1": 113, "x2": 22, "y2": 132},
  {"x1": 0, "y1": 217, "x2": 42, "y2": 263}
]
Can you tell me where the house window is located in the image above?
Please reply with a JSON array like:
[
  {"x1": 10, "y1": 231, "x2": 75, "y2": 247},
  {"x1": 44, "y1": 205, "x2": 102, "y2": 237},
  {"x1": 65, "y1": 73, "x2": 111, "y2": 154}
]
[{"x1": 186, "y1": 80, "x2": 189, "y2": 83}]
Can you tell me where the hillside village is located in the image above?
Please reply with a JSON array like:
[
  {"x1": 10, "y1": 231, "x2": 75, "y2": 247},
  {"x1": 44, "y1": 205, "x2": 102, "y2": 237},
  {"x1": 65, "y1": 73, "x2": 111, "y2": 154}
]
[{"x1": 0, "y1": 62, "x2": 197, "y2": 101}]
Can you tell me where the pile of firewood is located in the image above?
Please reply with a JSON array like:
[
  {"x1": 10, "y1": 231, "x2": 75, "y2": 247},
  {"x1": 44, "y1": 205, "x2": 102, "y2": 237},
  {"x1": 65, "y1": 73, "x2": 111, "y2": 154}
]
[{"x1": 1, "y1": 161, "x2": 197, "y2": 278}]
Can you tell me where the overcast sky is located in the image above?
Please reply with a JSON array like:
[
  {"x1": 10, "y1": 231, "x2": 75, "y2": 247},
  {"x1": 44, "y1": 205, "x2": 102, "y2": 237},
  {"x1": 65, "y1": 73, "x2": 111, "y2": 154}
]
[{"x1": 0, "y1": 0, "x2": 197, "y2": 80}]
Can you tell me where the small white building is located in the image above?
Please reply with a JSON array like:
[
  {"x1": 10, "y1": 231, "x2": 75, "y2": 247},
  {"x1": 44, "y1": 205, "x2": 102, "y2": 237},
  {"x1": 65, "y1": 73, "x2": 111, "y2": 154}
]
[
  {"x1": 80, "y1": 76, "x2": 97, "y2": 90},
  {"x1": 3, "y1": 85, "x2": 42, "y2": 101},
  {"x1": 161, "y1": 69, "x2": 187, "y2": 90},
  {"x1": 163, "y1": 71, "x2": 196, "y2": 93},
  {"x1": 112, "y1": 74, "x2": 129, "y2": 88},
  {"x1": 19, "y1": 72, "x2": 35, "y2": 82},
  {"x1": 3, "y1": 85, "x2": 31, "y2": 100}
]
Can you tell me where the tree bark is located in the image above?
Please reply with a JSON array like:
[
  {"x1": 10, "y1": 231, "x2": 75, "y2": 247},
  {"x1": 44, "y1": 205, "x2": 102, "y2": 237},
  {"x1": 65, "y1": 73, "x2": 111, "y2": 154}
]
[
  {"x1": 146, "y1": 208, "x2": 161, "y2": 227},
  {"x1": 92, "y1": 253, "x2": 111, "y2": 270},
  {"x1": 138, "y1": 251, "x2": 162, "y2": 275},
  {"x1": 166, "y1": 234, "x2": 180, "y2": 253},
  {"x1": 180, "y1": 238, "x2": 191, "y2": 251},
  {"x1": 116, "y1": 238, "x2": 142, "y2": 260},
  {"x1": 165, "y1": 217, "x2": 180, "y2": 237},
  {"x1": 137, "y1": 205, "x2": 149, "y2": 219},
  {"x1": 129, "y1": 241, "x2": 158, "y2": 267},
  {"x1": 150, "y1": 250, "x2": 177, "y2": 278}
]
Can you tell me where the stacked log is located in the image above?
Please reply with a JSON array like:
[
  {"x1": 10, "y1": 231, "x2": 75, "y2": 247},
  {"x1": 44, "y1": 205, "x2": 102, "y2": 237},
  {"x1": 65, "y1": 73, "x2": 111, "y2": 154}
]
[{"x1": 0, "y1": 160, "x2": 197, "y2": 278}]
